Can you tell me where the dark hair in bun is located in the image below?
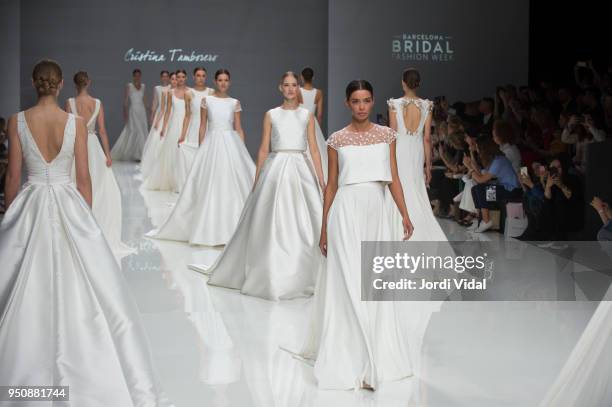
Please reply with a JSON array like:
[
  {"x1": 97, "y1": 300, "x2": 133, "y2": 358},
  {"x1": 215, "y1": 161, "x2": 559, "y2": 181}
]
[
  {"x1": 215, "y1": 69, "x2": 231, "y2": 80},
  {"x1": 32, "y1": 59, "x2": 62, "y2": 96},
  {"x1": 73, "y1": 71, "x2": 89, "y2": 90},
  {"x1": 402, "y1": 68, "x2": 421, "y2": 89}
]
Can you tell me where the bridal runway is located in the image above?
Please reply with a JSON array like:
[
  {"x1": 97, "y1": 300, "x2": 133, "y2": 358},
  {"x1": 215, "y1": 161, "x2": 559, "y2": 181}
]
[{"x1": 115, "y1": 162, "x2": 596, "y2": 407}]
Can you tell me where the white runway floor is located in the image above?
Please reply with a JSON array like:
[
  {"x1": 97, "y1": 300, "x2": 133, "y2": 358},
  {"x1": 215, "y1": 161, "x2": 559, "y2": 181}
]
[{"x1": 114, "y1": 162, "x2": 597, "y2": 407}]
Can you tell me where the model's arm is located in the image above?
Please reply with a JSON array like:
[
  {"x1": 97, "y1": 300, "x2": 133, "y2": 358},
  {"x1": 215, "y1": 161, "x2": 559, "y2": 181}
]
[
  {"x1": 423, "y1": 109, "x2": 433, "y2": 184},
  {"x1": 233, "y1": 101, "x2": 246, "y2": 142},
  {"x1": 96, "y1": 103, "x2": 113, "y2": 166},
  {"x1": 160, "y1": 91, "x2": 173, "y2": 137},
  {"x1": 388, "y1": 140, "x2": 414, "y2": 239},
  {"x1": 198, "y1": 99, "x2": 209, "y2": 145},
  {"x1": 254, "y1": 112, "x2": 271, "y2": 188},
  {"x1": 388, "y1": 104, "x2": 398, "y2": 131},
  {"x1": 306, "y1": 114, "x2": 325, "y2": 189},
  {"x1": 150, "y1": 87, "x2": 158, "y2": 124},
  {"x1": 154, "y1": 91, "x2": 167, "y2": 130},
  {"x1": 64, "y1": 99, "x2": 72, "y2": 113},
  {"x1": 4, "y1": 115, "x2": 22, "y2": 208},
  {"x1": 315, "y1": 89, "x2": 324, "y2": 125},
  {"x1": 74, "y1": 117, "x2": 92, "y2": 207},
  {"x1": 319, "y1": 146, "x2": 338, "y2": 256},
  {"x1": 178, "y1": 92, "x2": 192, "y2": 144}
]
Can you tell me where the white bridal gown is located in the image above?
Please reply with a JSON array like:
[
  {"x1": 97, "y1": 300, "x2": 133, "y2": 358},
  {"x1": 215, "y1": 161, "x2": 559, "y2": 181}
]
[
  {"x1": 204, "y1": 106, "x2": 324, "y2": 300},
  {"x1": 147, "y1": 95, "x2": 255, "y2": 246},
  {"x1": 300, "y1": 87, "x2": 328, "y2": 181},
  {"x1": 68, "y1": 98, "x2": 133, "y2": 255},
  {"x1": 140, "y1": 84, "x2": 168, "y2": 178},
  {"x1": 386, "y1": 97, "x2": 447, "y2": 241},
  {"x1": 111, "y1": 82, "x2": 148, "y2": 161},
  {"x1": 175, "y1": 87, "x2": 216, "y2": 187},
  {"x1": 0, "y1": 112, "x2": 172, "y2": 406},
  {"x1": 300, "y1": 124, "x2": 413, "y2": 390},
  {"x1": 143, "y1": 91, "x2": 187, "y2": 192}
]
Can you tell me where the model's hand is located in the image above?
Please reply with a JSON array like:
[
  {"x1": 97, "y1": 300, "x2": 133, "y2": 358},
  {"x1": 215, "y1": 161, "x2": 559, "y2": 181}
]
[
  {"x1": 178, "y1": 137, "x2": 185, "y2": 145},
  {"x1": 319, "y1": 229, "x2": 328, "y2": 257},
  {"x1": 106, "y1": 157, "x2": 112, "y2": 167},
  {"x1": 402, "y1": 216, "x2": 414, "y2": 241},
  {"x1": 425, "y1": 166, "x2": 432, "y2": 185}
]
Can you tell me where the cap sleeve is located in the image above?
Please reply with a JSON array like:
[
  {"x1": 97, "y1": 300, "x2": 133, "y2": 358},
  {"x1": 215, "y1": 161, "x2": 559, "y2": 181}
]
[
  {"x1": 326, "y1": 131, "x2": 340, "y2": 150},
  {"x1": 387, "y1": 98, "x2": 397, "y2": 112},
  {"x1": 234, "y1": 99, "x2": 242, "y2": 113},
  {"x1": 201, "y1": 96, "x2": 208, "y2": 110},
  {"x1": 383, "y1": 126, "x2": 397, "y2": 144},
  {"x1": 425, "y1": 99, "x2": 434, "y2": 113}
]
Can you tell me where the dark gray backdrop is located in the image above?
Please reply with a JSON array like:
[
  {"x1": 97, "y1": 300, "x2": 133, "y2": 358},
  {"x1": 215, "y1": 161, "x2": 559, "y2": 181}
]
[
  {"x1": 18, "y1": 0, "x2": 328, "y2": 155},
  {"x1": 5, "y1": 0, "x2": 529, "y2": 156}
]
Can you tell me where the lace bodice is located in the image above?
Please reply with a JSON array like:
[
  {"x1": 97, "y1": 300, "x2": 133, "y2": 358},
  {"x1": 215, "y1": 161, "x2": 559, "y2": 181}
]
[
  {"x1": 269, "y1": 107, "x2": 310, "y2": 152},
  {"x1": 201, "y1": 95, "x2": 241, "y2": 131},
  {"x1": 327, "y1": 124, "x2": 396, "y2": 186},
  {"x1": 387, "y1": 97, "x2": 433, "y2": 137},
  {"x1": 68, "y1": 98, "x2": 100, "y2": 134},
  {"x1": 17, "y1": 112, "x2": 76, "y2": 185}
]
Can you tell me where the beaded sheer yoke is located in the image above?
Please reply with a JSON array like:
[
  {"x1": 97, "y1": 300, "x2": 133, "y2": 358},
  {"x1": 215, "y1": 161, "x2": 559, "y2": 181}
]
[{"x1": 327, "y1": 123, "x2": 396, "y2": 150}]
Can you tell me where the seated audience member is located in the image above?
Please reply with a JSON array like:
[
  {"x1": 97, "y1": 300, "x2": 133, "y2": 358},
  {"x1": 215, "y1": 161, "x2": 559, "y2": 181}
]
[
  {"x1": 492, "y1": 119, "x2": 521, "y2": 173},
  {"x1": 516, "y1": 161, "x2": 546, "y2": 240},
  {"x1": 591, "y1": 196, "x2": 612, "y2": 241},
  {"x1": 464, "y1": 137, "x2": 522, "y2": 233},
  {"x1": 479, "y1": 97, "x2": 495, "y2": 136}
]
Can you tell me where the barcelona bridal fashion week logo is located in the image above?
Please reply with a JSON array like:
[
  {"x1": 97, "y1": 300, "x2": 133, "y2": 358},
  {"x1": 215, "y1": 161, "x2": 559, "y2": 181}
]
[
  {"x1": 391, "y1": 33, "x2": 454, "y2": 62},
  {"x1": 123, "y1": 48, "x2": 219, "y2": 63}
]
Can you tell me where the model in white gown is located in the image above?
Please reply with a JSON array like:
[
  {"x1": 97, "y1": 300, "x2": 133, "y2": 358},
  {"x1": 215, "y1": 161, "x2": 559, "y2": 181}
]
[
  {"x1": 111, "y1": 73, "x2": 148, "y2": 161},
  {"x1": 175, "y1": 70, "x2": 216, "y2": 190},
  {"x1": 203, "y1": 74, "x2": 326, "y2": 300},
  {"x1": 144, "y1": 72, "x2": 190, "y2": 192},
  {"x1": 67, "y1": 95, "x2": 133, "y2": 254},
  {"x1": 386, "y1": 97, "x2": 447, "y2": 241},
  {"x1": 539, "y1": 283, "x2": 612, "y2": 407},
  {"x1": 0, "y1": 96, "x2": 171, "y2": 405},
  {"x1": 147, "y1": 71, "x2": 255, "y2": 246},
  {"x1": 141, "y1": 71, "x2": 171, "y2": 178},
  {"x1": 300, "y1": 120, "x2": 414, "y2": 390},
  {"x1": 300, "y1": 85, "x2": 328, "y2": 181}
]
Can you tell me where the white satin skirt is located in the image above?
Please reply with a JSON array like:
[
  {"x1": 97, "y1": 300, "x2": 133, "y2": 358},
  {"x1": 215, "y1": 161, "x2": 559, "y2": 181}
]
[
  {"x1": 0, "y1": 182, "x2": 172, "y2": 406},
  {"x1": 140, "y1": 120, "x2": 163, "y2": 179},
  {"x1": 204, "y1": 151, "x2": 324, "y2": 300},
  {"x1": 147, "y1": 128, "x2": 255, "y2": 246},
  {"x1": 111, "y1": 104, "x2": 148, "y2": 161},
  {"x1": 74, "y1": 133, "x2": 134, "y2": 255},
  {"x1": 302, "y1": 182, "x2": 413, "y2": 390}
]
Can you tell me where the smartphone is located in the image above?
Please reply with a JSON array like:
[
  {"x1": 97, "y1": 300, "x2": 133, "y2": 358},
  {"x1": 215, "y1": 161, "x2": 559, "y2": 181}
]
[
  {"x1": 549, "y1": 167, "x2": 559, "y2": 177},
  {"x1": 520, "y1": 166, "x2": 528, "y2": 177},
  {"x1": 576, "y1": 61, "x2": 587, "y2": 68},
  {"x1": 448, "y1": 108, "x2": 457, "y2": 115}
]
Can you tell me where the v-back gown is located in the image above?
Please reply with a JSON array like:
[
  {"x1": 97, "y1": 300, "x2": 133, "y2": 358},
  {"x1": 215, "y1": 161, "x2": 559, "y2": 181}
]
[
  {"x1": 0, "y1": 112, "x2": 172, "y2": 406},
  {"x1": 68, "y1": 97, "x2": 133, "y2": 255}
]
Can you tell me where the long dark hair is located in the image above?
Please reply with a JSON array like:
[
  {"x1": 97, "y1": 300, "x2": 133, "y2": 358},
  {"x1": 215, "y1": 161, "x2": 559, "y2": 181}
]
[{"x1": 345, "y1": 79, "x2": 373, "y2": 100}]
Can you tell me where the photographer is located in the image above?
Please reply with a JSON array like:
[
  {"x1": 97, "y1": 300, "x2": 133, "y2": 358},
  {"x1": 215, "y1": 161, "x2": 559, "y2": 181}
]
[{"x1": 539, "y1": 155, "x2": 583, "y2": 241}]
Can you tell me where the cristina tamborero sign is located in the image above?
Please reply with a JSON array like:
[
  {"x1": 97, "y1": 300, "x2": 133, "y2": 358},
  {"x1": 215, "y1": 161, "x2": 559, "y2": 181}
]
[{"x1": 124, "y1": 48, "x2": 219, "y2": 63}]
